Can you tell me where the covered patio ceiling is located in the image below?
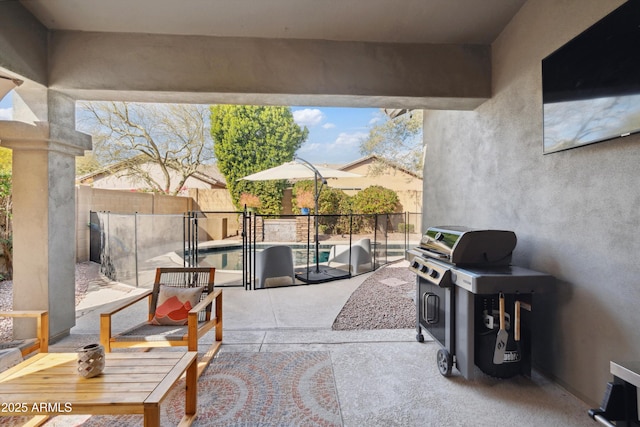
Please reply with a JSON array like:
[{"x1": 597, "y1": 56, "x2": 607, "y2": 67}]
[
  {"x1": 21, "y1": 0, "x2": 525, "y2": 45},
  {"x1": 2, "y1": 0, "x2": 527, "y2": 109}
]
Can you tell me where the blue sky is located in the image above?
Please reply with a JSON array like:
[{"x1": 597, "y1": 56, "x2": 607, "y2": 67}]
[
  {"x1": 0, "y1": 93, "x2": 11, "y2": 122},
  {"x1": 291, "y1": 106, "x2": 382, "y2": 165},
  {"x1": 0, "y1": 93, "x2": 382, "y2": 164}
]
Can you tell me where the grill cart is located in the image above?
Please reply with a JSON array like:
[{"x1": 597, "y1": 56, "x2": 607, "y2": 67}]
[{"x1": 408, "y1": 226, "x2": 555, "y2": 379}]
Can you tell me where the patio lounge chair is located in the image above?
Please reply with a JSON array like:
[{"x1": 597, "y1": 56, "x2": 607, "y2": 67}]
[
  {"x1": 100, "y1": 267, "x2": 222, "y2": 377},
  {"x1": 0, "y1": 310, "x2": 49, "y2": 371},
  {"x1": 327, "y1": 238, "x2": 372, "y2": 274},
  {"x1": 254, "y1": 245, "x2": 295, "y2": 289}
]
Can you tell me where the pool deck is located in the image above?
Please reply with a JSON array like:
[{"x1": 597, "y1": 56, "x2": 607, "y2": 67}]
[{"x1": 49, "y1": 261, "x2": 592, "y2": 427}]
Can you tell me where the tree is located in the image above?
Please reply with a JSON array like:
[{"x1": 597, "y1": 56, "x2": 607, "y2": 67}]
[
  {"x1": 77, "y1": 102, "x2": 215, "y2": 195},
  {"x1": 0, "y1": 148, "x2": 11, "y2": 173},
  {"x1": 360, "y1": 110, "x2": 424, "y2": 176},
  {"x1": 0, "y1": 148, "x2": 12, "y2": 277},
  {"x1": 351, "y1": 185, "x2": 400, "y2": 233},
  {"x1": 210, "y1": 105, "x2": 308, "y2": 214},
  {"x1": 75, "y1": 151, "x2": 103, "y2": 176},
  {"x1": 353, "y1": 185, "x2": 400, "y2": 214}
]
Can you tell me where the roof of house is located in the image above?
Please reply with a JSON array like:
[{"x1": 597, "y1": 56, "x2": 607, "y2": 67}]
[
  {"x1": 76, "y1": 157, "x2": 227, "y2": 188},
  {"x1": 337, "y1": 154, "x2": 422, "y2": 180}
]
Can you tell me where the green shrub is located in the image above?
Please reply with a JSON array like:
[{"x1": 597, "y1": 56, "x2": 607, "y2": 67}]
[
  {"x1": 352, "y1": 185, "x2": 399, "y2": 214},
  {"x1": 351, "y1": 186, "x2": 399, "y2": 232},
  {"x1": 398, "y1": 223, "x2": 415, "y2": 233},
  {"x1": 292, "y1": 183, "x2": 400, "y2": 234}
]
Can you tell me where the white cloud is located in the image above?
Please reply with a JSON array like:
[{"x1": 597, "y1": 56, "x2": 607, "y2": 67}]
[
  {"x1": 333, "y1": 131, "x2": 368, "y2": 148},
  {"x1": 0, "y1": 107, "x2": 12, "y2": 120},
  {"x1": 368, "y1": 110, "x2": 386, "y2": 126},
  {"x1": 322, "y1": 122, "x2": 336, "y2": 129},
  {"x1": 298, "y1": 142, "x2": 323, "y2": 154},
  {"x1": 298, "y1": 131, "x2": 368, "y2": 164},
  {"x1": 293, "y1": 108, "x2": 325, "y2": 127}
]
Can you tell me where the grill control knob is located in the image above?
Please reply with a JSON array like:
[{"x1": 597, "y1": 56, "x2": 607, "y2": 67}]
[{"x1": 429, "y1": 269, "x2": 439, "y2": 279}]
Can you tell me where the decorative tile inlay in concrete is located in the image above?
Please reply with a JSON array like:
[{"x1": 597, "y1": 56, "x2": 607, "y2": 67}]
[{"x1": 380, "y1": 277, "x2": 408, "y2": 287}]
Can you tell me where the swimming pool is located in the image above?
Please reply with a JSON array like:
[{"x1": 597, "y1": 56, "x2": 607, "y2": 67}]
[
  {"x1": 195, "y1": 244, "x2": 331, "y2": 270},
  {"x1": 192, "y1": 243, "x2": 407, "y2": 271}
]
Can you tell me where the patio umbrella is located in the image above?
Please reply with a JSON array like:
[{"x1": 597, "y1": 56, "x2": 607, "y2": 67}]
[
  {"x1": 241, "y1": 161, "x2": 361, "y2": 181},
  {"x1": 0, "y1": 75, "x2": 22, "y2": 102},
  {"x1": 241, "y1": 157, "x2": 361, "y2": 283}
]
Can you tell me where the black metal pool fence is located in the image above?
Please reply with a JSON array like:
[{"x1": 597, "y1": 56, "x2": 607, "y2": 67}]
[{"x1": 90, "y1": 210, "x2": 422, "y2": 288}]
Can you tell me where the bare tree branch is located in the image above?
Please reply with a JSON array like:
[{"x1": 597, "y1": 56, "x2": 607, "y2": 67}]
[
  {"x1": 360, "y1": 110, "x2": 423, "y2": 176},
  {"x1": 77, "y1": 102, "x2": 215, "y2": 195}
]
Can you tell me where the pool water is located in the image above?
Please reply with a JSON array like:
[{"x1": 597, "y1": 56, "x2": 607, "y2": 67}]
[{"x1": 196, "y1": 245, "x2": 331, "y2": 271}]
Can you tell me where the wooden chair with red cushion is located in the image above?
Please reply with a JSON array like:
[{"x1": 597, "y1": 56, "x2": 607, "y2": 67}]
[{"x1": 100, "y1": 267, "x2": 222, "y2": 377}]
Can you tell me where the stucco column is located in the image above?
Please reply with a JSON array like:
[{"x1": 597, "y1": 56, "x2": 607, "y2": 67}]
[{"x1": 0, "y1": 88, "x2": 91, "y2": 340}]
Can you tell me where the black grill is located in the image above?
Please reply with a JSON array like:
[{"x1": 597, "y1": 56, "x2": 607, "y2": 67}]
[{"x1": 408, "y1": 226, "x2": 554, "y2": 379}]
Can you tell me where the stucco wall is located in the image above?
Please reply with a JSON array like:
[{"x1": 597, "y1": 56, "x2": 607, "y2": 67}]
[
  {"x1": 188, "y1": 188, "x2": 240, "y2": 238},
  {"x1": 48, "y1": 30, "x2": 491, "y2": 110},
  {"x1": 422, "y1": 0, "x2": 637, "y2": 404},
  {"x1": 0, "y1": 2, "x2": 48, "y2": 85},
  {"x1": 188, "y1": 188, "x2": 235, "y2": 212},
  {"x1": 75, "y1": 186, "x2": 192, "y2": 261}
]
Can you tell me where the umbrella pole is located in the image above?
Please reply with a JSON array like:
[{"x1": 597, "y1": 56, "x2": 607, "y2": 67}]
[
  {"x1": 294, "y1": 156, "x2": 326, "y2": 275},
  {"x1": 314, "y1": 173, "x2": 320, "y2": 273}
]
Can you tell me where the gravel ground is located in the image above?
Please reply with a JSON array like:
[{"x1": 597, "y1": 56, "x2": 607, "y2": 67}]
[
  {"x1": 332, "y1": 260, "x2": 416, "y2": 330},
  {"x1": 0, "y1": 260, "x2": 416, "y2": 340},
  {"x1": 0, "y1": 261, "x2": 96, "y2": 342}
]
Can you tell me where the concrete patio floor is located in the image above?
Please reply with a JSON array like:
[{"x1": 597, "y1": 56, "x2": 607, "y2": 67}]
[{"x1": 48, "y1": 266, "x2": 593, "y2": 426}]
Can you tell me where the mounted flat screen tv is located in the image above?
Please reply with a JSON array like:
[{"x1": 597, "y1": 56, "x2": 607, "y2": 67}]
[{"x1": 542, "y1": 1, "x2": 640, "y2": 154}]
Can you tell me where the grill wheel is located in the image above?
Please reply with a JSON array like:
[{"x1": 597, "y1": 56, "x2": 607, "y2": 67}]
[{"x1": 437, "y1": 348, "x2": 453, "y2": 376}]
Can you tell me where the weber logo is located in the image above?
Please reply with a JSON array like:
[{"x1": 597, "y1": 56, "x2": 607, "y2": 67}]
[{"x1": 503, "y1": 351, "x2": 521, "y2": 363}]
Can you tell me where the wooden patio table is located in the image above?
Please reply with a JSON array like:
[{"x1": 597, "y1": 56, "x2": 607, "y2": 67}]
[{"x1": 0, "y1": 351, "x2": 197, "y2": 427}]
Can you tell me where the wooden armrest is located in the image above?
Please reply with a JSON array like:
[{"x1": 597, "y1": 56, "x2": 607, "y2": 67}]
[
  {"x1": 100, "y1": 290, "x2": 153, "y2": 352},
  {"x1": 189, "y1": 289, "x2": 222, "y2": 315},
  {"x1": 0, "y1": 310, "x2": 49, "y2": 353},
  {"x1": 187, "y1": 289, "x2": 222, "y2": 352},
  {"x1": 100, "y1": 289, "x2": 153, "y2": 318},
  {"x1": 0, "y1": 310, "x2": 48, "y2": 318}
]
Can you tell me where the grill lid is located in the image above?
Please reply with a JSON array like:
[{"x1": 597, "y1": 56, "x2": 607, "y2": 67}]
[{"x1": 420, "y1": 226, "x2": 517, "y2": 266}]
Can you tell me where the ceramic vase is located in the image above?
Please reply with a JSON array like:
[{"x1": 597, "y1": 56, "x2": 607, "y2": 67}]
[{"x1": 77, "y1": 343, "x2": 105, "y2": 378}]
